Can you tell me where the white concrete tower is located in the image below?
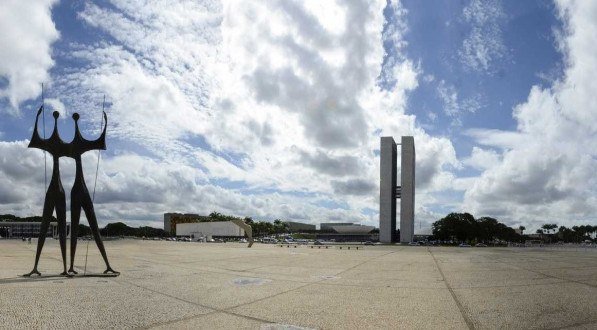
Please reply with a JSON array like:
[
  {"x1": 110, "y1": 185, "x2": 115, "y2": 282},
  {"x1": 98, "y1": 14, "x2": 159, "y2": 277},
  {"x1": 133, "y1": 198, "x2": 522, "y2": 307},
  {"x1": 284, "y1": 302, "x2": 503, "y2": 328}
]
[
  {"x1": 379, "y1": 136, "x2": 415, "y2": 243},
  {"x1": 399, "y1": 136, "x2": 415, "y2": 243},
  {"x1": 379, "y1": 137, "x2": 397, "y2": 243}
]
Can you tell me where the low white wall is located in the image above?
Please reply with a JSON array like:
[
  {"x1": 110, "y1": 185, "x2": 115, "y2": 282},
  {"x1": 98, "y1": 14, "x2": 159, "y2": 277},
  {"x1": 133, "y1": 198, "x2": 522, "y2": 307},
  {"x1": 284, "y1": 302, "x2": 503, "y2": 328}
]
[{"x1": 176, "y1": 221, "x2": 245, "y2": 237}]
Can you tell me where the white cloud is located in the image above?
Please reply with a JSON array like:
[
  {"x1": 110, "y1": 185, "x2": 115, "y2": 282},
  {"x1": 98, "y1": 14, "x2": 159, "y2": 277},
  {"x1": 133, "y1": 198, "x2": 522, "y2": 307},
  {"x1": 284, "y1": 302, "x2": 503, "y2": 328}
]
[
  {"x1": 0, "y1": 0, "x2": 59, "y2": 113},
  {"x1": 0, "y1": 0, "x2": 460, "y2": 229},
  {"x1": 437, "y1": 80, "x2": 483, "y2": 123},
  {"x1": 44, "y1": 98, "x2": 66, "y2": 117},
  {"x1": 463, "y1": 0, "x2": 597, "y2": 230},
  {"x1": 463, "y1": 147, "x2": 500, "y2": 170},
  {"x1": 459, "y1": 0, "x2": 507, "y2": 73}
]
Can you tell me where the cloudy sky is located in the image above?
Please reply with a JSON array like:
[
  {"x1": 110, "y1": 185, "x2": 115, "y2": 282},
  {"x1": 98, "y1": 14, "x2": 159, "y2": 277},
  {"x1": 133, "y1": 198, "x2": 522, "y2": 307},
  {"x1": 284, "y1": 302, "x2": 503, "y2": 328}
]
[{"x1": 1, "y1": 0, "x2": 595, "y2": 232}]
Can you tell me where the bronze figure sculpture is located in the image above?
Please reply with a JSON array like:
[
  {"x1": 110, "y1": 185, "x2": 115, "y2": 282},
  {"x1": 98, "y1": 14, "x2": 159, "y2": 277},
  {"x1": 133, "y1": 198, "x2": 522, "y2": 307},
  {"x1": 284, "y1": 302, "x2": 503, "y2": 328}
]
[
  {"x1": 24, "y1": 108, "x2": 70, "y2": 277},
  {"x1": 24, "y1": 107, "x2": 118, "y2": 276},
  {"x1": 68, "y1": 112, "x2": 118, "y2": 275}
]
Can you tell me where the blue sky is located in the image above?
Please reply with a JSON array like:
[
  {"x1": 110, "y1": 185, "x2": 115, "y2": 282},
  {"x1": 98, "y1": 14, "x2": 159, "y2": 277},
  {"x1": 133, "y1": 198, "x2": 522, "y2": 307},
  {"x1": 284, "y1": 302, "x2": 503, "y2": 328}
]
[{"x1": 1, "y1": 0, "x2": 596, "y2": 232}]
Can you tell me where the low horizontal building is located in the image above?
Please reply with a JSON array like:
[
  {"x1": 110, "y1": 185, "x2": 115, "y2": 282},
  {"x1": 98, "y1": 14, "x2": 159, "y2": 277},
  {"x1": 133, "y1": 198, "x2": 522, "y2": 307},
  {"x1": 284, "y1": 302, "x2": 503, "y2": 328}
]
[
  {"x1": 0, "y1": 221, "x2": 70, "y2": 238},
  {"x1": 320, "y1": 222, "x2": 354, "y2": 230},
  {"x1": 316, "y1": 224, "x2": 376, "y2": 242},
  {"x1": 176, "y1": 221, "x2": 245, "y2": 238},
  {"x1": 284, "y1": 221, "x2": 316, "y2": 232},
  {"x1": 164, "y1": 213, "x2": 210, "y2": 235}
]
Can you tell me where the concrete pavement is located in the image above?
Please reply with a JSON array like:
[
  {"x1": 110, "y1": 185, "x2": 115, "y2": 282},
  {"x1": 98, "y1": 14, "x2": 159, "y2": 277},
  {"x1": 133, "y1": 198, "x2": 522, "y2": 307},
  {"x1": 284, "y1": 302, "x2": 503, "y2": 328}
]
[{"x1": 1, "y1": 240, "x2": 596, "y2": 329}]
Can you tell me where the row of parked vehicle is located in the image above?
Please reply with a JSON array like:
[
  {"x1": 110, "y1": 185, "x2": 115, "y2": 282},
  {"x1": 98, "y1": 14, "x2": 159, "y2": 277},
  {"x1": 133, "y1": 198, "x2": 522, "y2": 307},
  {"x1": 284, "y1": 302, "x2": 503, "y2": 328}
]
[{"x1": 141, "y1": 236, "x2": 248, "y2": 243}]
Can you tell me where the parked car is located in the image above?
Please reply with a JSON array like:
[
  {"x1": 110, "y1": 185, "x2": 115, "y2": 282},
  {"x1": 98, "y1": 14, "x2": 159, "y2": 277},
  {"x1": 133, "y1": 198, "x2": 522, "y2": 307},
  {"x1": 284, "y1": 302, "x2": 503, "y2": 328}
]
[
  {"x1": 408, "y1": 241, "x2": 420, "y2": 246},
  {"x1": 363, "y1": 241, "x2": 374, "y2": 246},
  {"x1": 459, "y1": 243, "x2": 471, "y2": 247},
  {"x1": 314, "y1": 240, "x2": 324, "y2": 245},
  {"x1": 475, "y1": 243, "x2": 487, "y2": 247}
]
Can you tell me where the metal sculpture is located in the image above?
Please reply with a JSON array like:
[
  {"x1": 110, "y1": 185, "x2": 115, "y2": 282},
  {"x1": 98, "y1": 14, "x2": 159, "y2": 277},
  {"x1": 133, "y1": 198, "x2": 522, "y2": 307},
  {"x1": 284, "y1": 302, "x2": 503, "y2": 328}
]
[
  {"x1": 231, "y1": 219, "x2": 254, "y2": 248},
  {"x1": 24, "y1": 108, "x2": 69, "y2": 277},
  {"x1": 24, "y1": 108, "x2": 118, "y2": 276},
  {"x1": 68, "y1": 112, "x2": 118, "y2": 275}
]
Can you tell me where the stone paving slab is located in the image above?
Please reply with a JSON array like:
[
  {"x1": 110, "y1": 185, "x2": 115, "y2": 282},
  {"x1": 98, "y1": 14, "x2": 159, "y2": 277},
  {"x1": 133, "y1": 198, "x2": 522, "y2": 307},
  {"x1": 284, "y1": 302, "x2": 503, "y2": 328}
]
[
  {"x1": 1, "y1": 240, "x2": 597, "y2": 329},
  {"x1": 454, "y1": 282, "x2": 597, "y2": 329}
]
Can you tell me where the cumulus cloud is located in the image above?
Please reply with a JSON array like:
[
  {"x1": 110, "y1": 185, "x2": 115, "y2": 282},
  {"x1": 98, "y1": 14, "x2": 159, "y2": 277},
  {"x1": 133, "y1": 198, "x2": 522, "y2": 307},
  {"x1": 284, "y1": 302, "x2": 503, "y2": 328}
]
[
  {"x1": 0, "y1": 0, "x2": 461, "y2": 230},
  {"x1": 463, "y1": 147, "x2": 500, "y2": 171},
  {"x1": 331, "y1": 179, "x2": 376, "y2": 196},
  {"x1": 0, "y1": 0, "x2": 59, "y2": 113},
  {"x1": 463, "y1": 0, "x2": 597, "y2": 229}
]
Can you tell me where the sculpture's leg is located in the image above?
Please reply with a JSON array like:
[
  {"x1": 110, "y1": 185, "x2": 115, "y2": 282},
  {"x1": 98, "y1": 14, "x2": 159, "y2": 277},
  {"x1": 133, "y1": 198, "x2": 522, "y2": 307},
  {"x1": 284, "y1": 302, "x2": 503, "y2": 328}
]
[
  {"x1": 246, "y1": 226, "x2": 254, "y2": 248},
  {"x1": 231, "y1": 219, "x2": 253, "y2": 248},
  {"x1": 23, "y1": 194, "x2": 54, "y2": 277},
  {"x1": 81, "y1": 193, "x2": 119, "y2": 275},
  {"x1": 68, "y1": 194, "x2": 81, "y2": 274},
  {"x1": 55, "y1": 192, "x2": 71, "y2": 277}
]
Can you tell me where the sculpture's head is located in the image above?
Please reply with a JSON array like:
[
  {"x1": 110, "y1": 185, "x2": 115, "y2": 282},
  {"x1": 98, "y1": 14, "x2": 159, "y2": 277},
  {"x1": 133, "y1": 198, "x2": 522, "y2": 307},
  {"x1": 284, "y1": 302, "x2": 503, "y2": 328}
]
[
  {"x1": 72, "y1": 113, "x2": 80, "y2": 121},
  {"x1": 53, "y1": 111, "x2": 59, "y2": 119}
]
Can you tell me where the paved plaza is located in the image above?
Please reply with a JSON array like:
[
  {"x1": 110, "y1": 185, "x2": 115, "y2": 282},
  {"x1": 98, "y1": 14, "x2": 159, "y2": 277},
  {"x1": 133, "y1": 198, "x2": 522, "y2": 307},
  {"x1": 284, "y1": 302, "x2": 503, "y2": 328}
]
[{"x1": 1, "y1": 240, "x2": 596, "y2": 329}]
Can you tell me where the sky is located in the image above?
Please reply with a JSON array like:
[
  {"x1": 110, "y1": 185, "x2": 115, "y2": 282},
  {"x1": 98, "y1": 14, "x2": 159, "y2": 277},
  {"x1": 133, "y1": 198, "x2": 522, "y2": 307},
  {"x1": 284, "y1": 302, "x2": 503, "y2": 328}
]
[{"x1": 0, "y1": 0, "x2": 596, "y2": 233}]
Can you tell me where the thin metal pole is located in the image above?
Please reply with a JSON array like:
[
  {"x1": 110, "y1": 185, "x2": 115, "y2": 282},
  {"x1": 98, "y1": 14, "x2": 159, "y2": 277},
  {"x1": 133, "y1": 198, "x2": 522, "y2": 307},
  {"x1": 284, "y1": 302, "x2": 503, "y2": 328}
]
[
  {"x1": 85, "y1": 95, "x2": 106, "y2": 276},
  {"x1": 41, "y1": 83, "x2": 47, "y2": 190},
  {"x1": 92, "y1": 95, "x2": 105, "y2": 202}
]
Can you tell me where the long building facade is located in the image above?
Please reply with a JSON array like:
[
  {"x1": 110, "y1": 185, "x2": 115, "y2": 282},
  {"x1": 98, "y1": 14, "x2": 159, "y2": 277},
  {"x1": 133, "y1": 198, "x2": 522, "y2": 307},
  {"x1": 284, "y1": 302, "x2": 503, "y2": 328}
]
[
  {"x1": 176, "y1": 221, "x2": 245, "y2": 238},
  {"x1": 0, "y1": 222, "x2": 70, "y2": 238},
  {"x1": 164, "y1": 213, "x2": 209, "y2": 235},
  {"x1": 284, "y1": 221, "x2": 316, "y2": 232}
]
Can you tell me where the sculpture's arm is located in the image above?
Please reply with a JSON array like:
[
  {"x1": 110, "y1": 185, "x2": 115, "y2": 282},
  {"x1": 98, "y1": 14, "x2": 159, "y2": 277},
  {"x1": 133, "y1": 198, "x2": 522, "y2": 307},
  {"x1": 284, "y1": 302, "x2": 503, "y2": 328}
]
[
  {"x1": 78, "y1": 111, "x2": 107, "y2": 154},
  {"x1": 28, "y1": 106, "x2": 49, "y2": 151}
]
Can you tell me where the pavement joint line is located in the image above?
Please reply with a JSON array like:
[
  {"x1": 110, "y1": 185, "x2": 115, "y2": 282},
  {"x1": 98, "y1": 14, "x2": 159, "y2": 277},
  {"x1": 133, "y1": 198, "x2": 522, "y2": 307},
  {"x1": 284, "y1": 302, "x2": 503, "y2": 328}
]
[
  {"x1": 128, "y1": 251, "x2": 400, "y2": 287},
  {"x1": 128, "y1": 256, "x2": 320, "y2": 285},
  {"x1": 221, "y1": 248, "x2": 402, "y2": 316},
  {"x1": 114, "y1": 248, "x2": 398, "y2": 328},
  {"x1": 332, "y1": 249, "x2": 403, "y2": 276},
  {"x1": 428, "y1": 247, "x2": 475, "y2": 330},
  {"x1": 113, "y1": 276, "x2": 275, "y2": 328},
  {"x1": 550, "y1": 319, "x2": 597, "y2": 330},
  {"x1": 475, "y1": 251, "x2": 597, "y2": 290},
  {"x1": 450, "y1": 280, "x2": 569, "y2": 290}
]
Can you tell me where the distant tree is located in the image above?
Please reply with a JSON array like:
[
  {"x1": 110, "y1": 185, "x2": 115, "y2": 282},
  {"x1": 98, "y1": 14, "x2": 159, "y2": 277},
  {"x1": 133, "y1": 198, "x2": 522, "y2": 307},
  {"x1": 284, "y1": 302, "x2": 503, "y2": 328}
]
[
  {"x1": 432, "y1": 213, "x2": 521, "y2": 244},
  {"x1": 78, "y1": 224, "x2": 92, "y2": 236},
  {"x1": 541, "y1": 224, "x2": 558, "y2": 235},
  {"x1": 432, "y1": 212, "x2": 476, "y2": 242},
  {"x1": 273, "y1": 219, "x2": 289, "y2": 234},
  {"x1": 98, "y1": 222, "x2": 168, "y2": 237},
  {"x1": 519, "y1": 226, "x2": 526, "y2": 235}
]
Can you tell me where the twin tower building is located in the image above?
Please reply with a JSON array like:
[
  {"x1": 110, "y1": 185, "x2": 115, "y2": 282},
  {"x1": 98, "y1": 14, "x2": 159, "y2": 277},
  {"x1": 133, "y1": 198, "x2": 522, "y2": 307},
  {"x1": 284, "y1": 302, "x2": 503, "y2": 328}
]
[{"x1": 379, "y1": 136, "x2": 415, "y2": 243}]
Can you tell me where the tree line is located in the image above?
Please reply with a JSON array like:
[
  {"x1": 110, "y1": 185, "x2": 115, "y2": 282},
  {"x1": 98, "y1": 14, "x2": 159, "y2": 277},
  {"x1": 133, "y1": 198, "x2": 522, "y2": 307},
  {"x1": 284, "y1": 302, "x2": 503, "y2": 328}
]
[
  {"x1": 432, "y1": 213, "x2": 520, "y2": 243},
  {"x1": 535, "y1": 223, "x2": 596, "y2": 243},
  {"x1": 432, "y1": 213, "x2": 596, "y2": 244}
]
